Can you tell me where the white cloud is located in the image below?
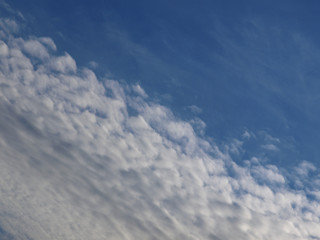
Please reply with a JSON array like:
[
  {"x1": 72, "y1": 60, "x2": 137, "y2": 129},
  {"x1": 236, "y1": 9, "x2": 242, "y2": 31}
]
[
  {"x1": 295, "y1": 160, "x2": 316, "y2": 176},
  {"x1": 0, "y1": 18, "x2": 19, "y2": 36},
  {"x1": 0, "y1": 40, "x2": 8, "y2": 56},
  {"x1": 0, "y1": 18, "x2": 320, "y2": 240},
  {"x1": 39, "y1": 37, "x2": 57, "y2": 51},
  {"x1": 22, "y1": 39, "x2": 50, "y2": 60},
  {"x1": 49, "y1": 53, "x2": 77, "y2": 73},
  {"x1": 190, "y1": 117, "x2": 206, "y2": 136},
  {"x1": 251, "y1": 164, "x2": 285, "y2": 184},
  {"x1": 261, "y1": 143, "x2": 279, "y2": 151}
]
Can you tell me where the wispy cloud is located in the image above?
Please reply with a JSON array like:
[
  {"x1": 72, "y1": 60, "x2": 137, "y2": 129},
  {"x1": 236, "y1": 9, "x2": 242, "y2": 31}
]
[
  {"x1": 1, "y1": 17, "x2": 320, "y2": 240},
  {"x1": 187, "y1": 105, "x2": 202, "y2": 114}
]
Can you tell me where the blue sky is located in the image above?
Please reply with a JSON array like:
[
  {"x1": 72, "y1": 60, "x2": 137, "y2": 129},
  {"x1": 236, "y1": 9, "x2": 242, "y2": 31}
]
[{"x1": 1, "y1": 1, "x2": 320, "y2": 239}]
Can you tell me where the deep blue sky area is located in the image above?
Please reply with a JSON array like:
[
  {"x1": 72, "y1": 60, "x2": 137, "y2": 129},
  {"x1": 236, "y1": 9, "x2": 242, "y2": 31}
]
[{"x1": 5, "y1": 0, "x2": 320, "y2": 168}]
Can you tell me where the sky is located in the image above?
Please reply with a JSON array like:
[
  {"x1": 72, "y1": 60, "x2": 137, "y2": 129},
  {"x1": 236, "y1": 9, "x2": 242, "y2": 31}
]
[{"x1": 1, "y1": 0, "x2": 320, "y2": 239}]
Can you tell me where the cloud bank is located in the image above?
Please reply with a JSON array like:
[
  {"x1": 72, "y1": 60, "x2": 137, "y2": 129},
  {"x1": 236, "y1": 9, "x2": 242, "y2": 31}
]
[{"x1": 0, "y1": 17, "x2": 320, "y2": 240}]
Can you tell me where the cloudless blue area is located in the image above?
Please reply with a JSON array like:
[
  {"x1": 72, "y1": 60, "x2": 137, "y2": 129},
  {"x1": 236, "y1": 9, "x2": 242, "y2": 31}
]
[{"x1": 6, "y1": 0, "x2": 320, "y2": 170}]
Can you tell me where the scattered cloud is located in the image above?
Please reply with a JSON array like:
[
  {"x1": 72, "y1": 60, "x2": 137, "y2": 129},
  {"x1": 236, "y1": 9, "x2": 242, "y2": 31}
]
[
  {"x1": 295, "y1": 161, "x2": 316, "y2": 177},
  {"x1": 132, "y1": 84, "x2": 148, "y2": 98},
  {"x1": 1, "y1": 17, "x2": 320, "y2": 240},
  {"x1": 261, "y1": 143, "x2": 279, "y2": 152},
  {"x1": 251, "y1": 164, "x2": 285, "y2": 184},
  {"x1": 48, "y1": 53, "x2": 77, "y2": 73},
  {"x1": 0, "y1": 0, "x2": 24, "y2": 20},
  {"x1": 0, "y1": 18, "x2": 19, "y2": 36},
  {"x1": 88, "y1": 60, "x2": 98, "y2": 69},
  {"x1": 22, "y1": 38, "x2": 51, "y2": 60},
  {"x1": 187, "y1": 104, "x2": 202, "y2": 114},
  {"x1": 242, "y1": 130, "x2": 252, "y2": 139}
]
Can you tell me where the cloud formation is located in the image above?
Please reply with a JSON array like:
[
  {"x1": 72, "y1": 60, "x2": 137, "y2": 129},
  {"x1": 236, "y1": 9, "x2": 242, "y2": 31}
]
[{"x1": 0, "y1": 17, "x2": 320, "y2": 240}]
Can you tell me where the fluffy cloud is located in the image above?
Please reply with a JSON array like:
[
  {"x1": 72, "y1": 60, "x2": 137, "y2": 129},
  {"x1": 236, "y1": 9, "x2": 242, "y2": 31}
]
[{"x1": 1, "y1": 17, "x2": 320, "y2": 240}]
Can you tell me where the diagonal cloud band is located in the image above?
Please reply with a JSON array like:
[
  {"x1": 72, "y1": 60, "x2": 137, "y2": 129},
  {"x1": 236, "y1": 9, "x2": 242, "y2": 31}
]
[{"x1": 0, "y1": 17, "x2": 320, "y2": 240}]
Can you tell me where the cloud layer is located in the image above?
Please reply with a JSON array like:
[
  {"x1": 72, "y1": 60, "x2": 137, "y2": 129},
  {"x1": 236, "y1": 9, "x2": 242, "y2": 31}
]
[{"x1": 0, "y1": 17, "x2": 320, "y2": 240}]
